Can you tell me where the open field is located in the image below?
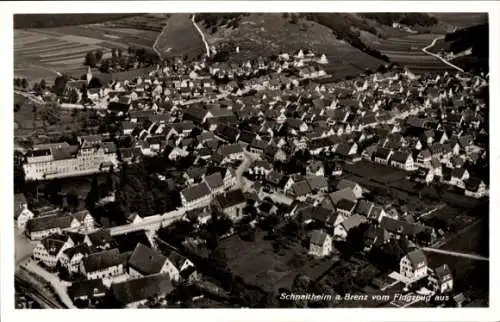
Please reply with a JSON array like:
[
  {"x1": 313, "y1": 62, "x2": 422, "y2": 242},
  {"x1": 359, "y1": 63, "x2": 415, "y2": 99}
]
[
  {"x1": 429, "y1": 13, "x2": 488, "y2": 29},
  {"x1": 14, "y1": 24, "x2": 159, "y2": 82},
  {"x1": 199, "y1": 13, "x2": 385, "y2": 77},
  {"x1": 365, "y1": 33, "x2": 456, "y2": 72},
  {"x1": 155, "y1": 13, "x2": 205, "y2": 60},
  {"x1": 219, "y1": 230, "x2": 334, "y2": 293}
]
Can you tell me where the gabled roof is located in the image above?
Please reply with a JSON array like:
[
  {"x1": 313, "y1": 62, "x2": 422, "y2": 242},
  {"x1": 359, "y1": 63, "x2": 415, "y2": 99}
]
[
  {"x1": 68, "y1": 279, "x2": 107, "y2": 300},
  {"x1": 355, "y1": 199, "x2": 375, "y2": 217},
  {"x1": 292, "y1": 180, "x2": 312, "y2": 197},
  {"x1": 111, "y1": 273, "x2": 174, "y2": 305},
  {"x1": 340, "y1": 214, "x2": 367, "y2": 231},
  {"x1": 218, "y1": 144, "x2": 244, "y2": 156},
  {"x1": 215, "y1": 189, "x2": 246, "y2": 209},
  {"x1": 406, "y1": 249, "x2": 428, "y2": 269},
  {"x1": 434, "y1": 264, "x2": 453, "y2": 283},
  {"x1": 88, "y1": 229, "x2": 113, "y2": 247},
  {"x1": 391, "y1": 150, "x2": 412, "y2": 163},
  {"x1": 336, "y1": 179, "x2": 359, "y2": 191},
  {"x1": 307, "y1": 176, "x2": 328, "y2": 191},
  {"x1": 204, "y1": 172, "x2": 224, "y2": 190},
  {"x1": 27, "y1": 214, "x2": 75, "y2": 233},
  {"x1": 329, "y1": 188, "x2": 357, "y2": 205},
  {"x1": 128, "y1": 243, "x2": 168, "y2": 276},
  {"x1": 310, "y1": 229, "x2": 330, "y2": 246},
  {"x1": 40, "y1": 235, "x2": 68, "y2": 256},
  {"x1": 181, "y1": 182, "x2": 211, "y2": 203},
  {"x1": 82, "y1": 248, "x2": 122, "y2": 273},
  {"x1": 336, "y1": 199, "x2": 357, "y2": 212}
]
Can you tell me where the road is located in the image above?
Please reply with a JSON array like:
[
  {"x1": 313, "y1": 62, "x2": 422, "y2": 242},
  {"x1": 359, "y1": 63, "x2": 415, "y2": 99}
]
[
  {"x1": 421, "y1": 247, "x2": 488, "y2": 261},
  {"x1": 235, "y1": 151, "x2": 260, "y2": 192},
  {"x1": 109, "y1": 208, "x2": 186, "y2": 235},
  {"x1": 16, "y1": 267, "x2": 64, "y2": 308},
  {"x1": 191, "y1": 14, "x2": 211, "y2": 57},
  {"x1": 153, "y1": 17, "x2": 169, "y2": 60},
  {"x1": 422, "y1": 36, "x2": 465, "y2": 73},
  {"x1": 14, "y1": 89, "x2": 45, "y2": 105}
]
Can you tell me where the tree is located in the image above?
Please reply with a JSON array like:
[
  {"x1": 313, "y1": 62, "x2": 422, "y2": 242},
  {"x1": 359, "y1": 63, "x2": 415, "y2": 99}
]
[
  {"x1": 80, "y1": 83, "x2": 88, "y2": 102},
  {"x1": 66, "y1": 190, "x2": 80, "y2": 209},
  {"x1": 14, "y1": 103, "x2": 21, "y2": 112},
  {"x1": 21, "y1": 78, "x2": 28, "y2": 89},
  {"x1": 68, "y1": 88, "x2": 79, "y2": 103},
  {"x1": 40, "y1": 79, "x2": 46, "y2": 90},
  {"x1": 100, "y1": 59, "x2": 110, "y2": 73},
  {"x1": 95, "y1": 49, "x2": 103, "y2": 61},
  {"x1": 88, "y1": 77, "x2": 102, "y2": 89},
  {"x1": 54, "y1": 74, "x2": 69, "y2": 96},
  {"x1": 86, "y1": 175, "x2": 100, "y2": 212},
  {"x1": 84, "y1": 51, "x2": 97, "y2": 67},
  {"x1": 344, "y1": 222, "x2": 371, "y2": 257}
]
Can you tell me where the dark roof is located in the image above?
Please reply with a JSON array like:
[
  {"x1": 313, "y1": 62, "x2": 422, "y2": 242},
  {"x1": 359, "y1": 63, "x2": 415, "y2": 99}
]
[
  {"x1": 218, "y1": 144, "x2": 243, "y2": 156},
  {"x1": 41, "y1": 235, "x2": 68, "y2": 256},
  {"x1": 82, "y1": 248, "x2": 122, "y2": 273},
  {"x1": 26, "y1": 215, "x2": 75, "y2": 233},
  {"x1": 68, "y1": 279, "x2": 107, "y2": 300},
  {"x1": 391, "y1": 150, "x2": 412, "y2": 163},
  {"x1": 204, "y1": 172, "x2": 224, "y2": 190},
  {"x1": 406, "y1": 249, "x2": 428, "y2": 269},
  {"x1": 336, "y1": 199, "x2": 357, "y2": 212},
  {"x1": 307, "y1": 176, "x2": 328, "y2": 191},
  {"x1": 434, "y1": 264, "x2": 453, "y2": 283},
  {"x1": 181, "y1": 182, "x2": 211, "y2": 203},
  {"x1": 341, "y1": 214, "x2": 367, "y2": 231},
  {"x1": 336, "y1": 179, "x2": 359, "y2": 191},
  {"x1": 300, "y1": 206, "x2": 337, "y2": 226},
  {"x1": 292, "y1": 180, "x2": 312, "y2": 197},
  {"x1": 128, "y1": 243, "x2": 167, "y2": 276},
  {"x1": 380, "y1": 217, "x2": 431, "y2": 237},
  {"x1": 215, "y1": 189, "x2": 246, "y2": 209},
  {"x1": 113, "y1": 230, "x2": 154, "y2": 253},
  {"x1": 88, "y1": 229, "x2": 113, "y2": 247},
  {"x1": 355, "y1": 199, "x2": 374, "y2": 217},
  {"x1": 310, "y1": 229, "x2": 330, "y2": 246},
  {"x1": 374, "y1": 148, "x2": 392, "y2": 159},
  {"x1": 111, "y1": 273, "x2": 174, "y2": 305}
]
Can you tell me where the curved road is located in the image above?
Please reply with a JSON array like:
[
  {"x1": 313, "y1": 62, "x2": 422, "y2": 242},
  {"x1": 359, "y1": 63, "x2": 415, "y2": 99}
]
[
  {"x1": 422, "y1": 247, "x2": 488, "y2": 261},
  {"x1": 422, "y1": 36, "x2": 465, "y2": 73},
  {"x1": 191, "y1": 14, "x2": 211, "y2": 57}
]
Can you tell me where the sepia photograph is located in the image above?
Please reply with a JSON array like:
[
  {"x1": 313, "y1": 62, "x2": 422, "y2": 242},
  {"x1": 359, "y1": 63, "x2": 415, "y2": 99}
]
[{"x1": 3, "y1": 1, "x2": 498, "y2": 320}]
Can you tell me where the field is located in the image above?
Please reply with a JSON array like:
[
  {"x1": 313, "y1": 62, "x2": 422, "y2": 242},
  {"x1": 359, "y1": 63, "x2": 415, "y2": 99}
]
[
  {"x1": 199, "y1": 13, "x2": 385, "y2": 78},
  {"x1": 14, "y1": 23, "x2": 160, "y2": 82},
  {"x1": 362, "y1": 33, "x2": 456, "y2": 72},
  {"x1": 219, "y1": 230, "x2": 335, "y2": 293},
  {"x1": 154, "y1": 13, "x2": 206, "y2": 60},
  {"x1": 429, "y1": 13, "x2": 488, "y2": 29}
]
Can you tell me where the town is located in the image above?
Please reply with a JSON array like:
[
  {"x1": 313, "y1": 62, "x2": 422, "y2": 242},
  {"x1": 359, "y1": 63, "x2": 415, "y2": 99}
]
[{"x1": 14, "y1": 19, "x2": 489, "y2": 309}]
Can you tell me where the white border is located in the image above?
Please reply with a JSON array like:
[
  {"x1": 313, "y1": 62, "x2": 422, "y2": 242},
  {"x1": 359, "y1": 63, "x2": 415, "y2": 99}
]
[{"x1": 2, "y1": 1, "x2": 499, "y2": 322}]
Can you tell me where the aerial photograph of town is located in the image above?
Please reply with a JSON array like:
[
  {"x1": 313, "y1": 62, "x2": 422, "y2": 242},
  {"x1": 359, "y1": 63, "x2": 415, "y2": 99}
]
[{"x1": 12, "y1": 11, "x2": 489, "y2": 310}]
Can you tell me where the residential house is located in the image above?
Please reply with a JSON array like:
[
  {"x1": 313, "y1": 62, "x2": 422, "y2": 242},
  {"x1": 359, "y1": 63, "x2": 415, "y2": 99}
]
[
  {"x1": 299, "y1": 206, "x2": 344, "y2": 228},
  {"x1": 26, "y1": 214, "x2": 80, "y2": 240},
  {"x1": 336, "y1": 179, "x2": 363, "y2": 199},
  {"x1": 428, "y1": 264, "x2": 454, "y2": 294},
  {"x1": 128, "y1": 243, "x2": 169, "y2": 278},
  {"x1": 450, "y1": 168, "x2": 470, "y2": 188},
  {"x1": 291, "y1": 180, "x2": 312, "y2": 201},
  {"x1": 16, "y1": 203, "x2": 35, "y2": 230},
  {"x1": 306, "y1": 161, "x2": 325, "y2": 177},
  {"x1": 400, "y1": 249, "x2": 428, "y2": 283},
  {"x1": 390, "y1": 150, "x2": 415, "y2": 171},
  {"x1": 160, "y1": 247, "x2": 197, "y2": 282},
  {"x1": 336, "y1": 199, "x2": 357, "y2": 217},
  {"x1": 368, "y1": 206, "x2": 389, "y2": 222},
  {"x1": 32, "y1": 233, "x2": 74, "y2": 268},
  {"x1": 110, "y1": 273, "x2": 174, "y2": 308},
  {"x1": 204, "y1": 172, "x2": 225, "y2": 195},
  {"x1": 81, "y1": 248, "x2": 124, "y2": 280},
  {"x1": 355, "y1": 199, "x2": 375, "y2": 218},
  {"x1": 180, "y1": 182, "x2": 212, "y2": 210},
  {"x1": 307, "y1": 176, "x2": 329, "y2": 194},
  {"x1": 464, "y1": 177, "x2": 487, "y2": 198},
  {"x1": 373, "y1": 148, "x2": 393, "y2": 165},
  {"x1": 71, "y1": 210, "x2": 95, "y2": 232},
  {"x1": 218, "y1": 144, "x2": 245, "y2": 164},
  {"x1": 251, "y1": 160, "x2": 273, "y2": 177},
  {"x1": 213, "y1": 189, "x2": 247, "y2": 221},
  {"x1": 223, "y1": 168, "x2": 237, "y2": 189},
  {"x1": 380, "y1": 217, "x2": 436, "y2": 243},
  {"x1": 68, "y1": 279, "x2": 107, "y2": 303},
  {"x1": 59, "y1": 244, "x2": 90, "y2": 274},
  {"x1": 308, "y1": 229, "x2": 333, "y2": 257},
  {"x1": 334, "y1": 214, "x2": 367, "y2": 240}
]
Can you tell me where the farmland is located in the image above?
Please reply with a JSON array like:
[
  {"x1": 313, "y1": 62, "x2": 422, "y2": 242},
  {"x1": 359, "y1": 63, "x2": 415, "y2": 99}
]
[
  {"x1": 14, "y1": 22, "x2": 160, "y2": 82},
  {"x1": 154, "y1": 13, "x2": 206, "y2": 61},
  {"x1": 219, "y1": 230, "x2": 335, "y2": 293}
]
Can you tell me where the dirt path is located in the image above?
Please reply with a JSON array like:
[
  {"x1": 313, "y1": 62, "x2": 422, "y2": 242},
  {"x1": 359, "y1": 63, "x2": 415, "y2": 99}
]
[
  {"x1": 191, "y1": 14, "x2": 211, "y2": 57},
  {"x1": 422, "y1": 36, "x2": 465, "y2": 73}
]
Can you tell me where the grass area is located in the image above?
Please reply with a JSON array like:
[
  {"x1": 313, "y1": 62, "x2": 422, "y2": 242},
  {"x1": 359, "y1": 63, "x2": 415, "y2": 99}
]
[
  {"x1": 14, "y1": 14, "x2": 142, "y2": 29},
  {"x1": 219, "y1": 230, "x2": 335, "y2": 293},
  {"x1": 343, "y1": 160, "x2": 409, "y2": 184},
  {"x1": 155, "y1": 13, "x2": 205, "y2": 61}
]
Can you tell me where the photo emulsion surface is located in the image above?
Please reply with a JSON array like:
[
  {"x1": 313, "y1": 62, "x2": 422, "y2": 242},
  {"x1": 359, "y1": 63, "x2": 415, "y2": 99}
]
[{"x1": 13, "y1": 12, "x2": 489, "y2": 309}]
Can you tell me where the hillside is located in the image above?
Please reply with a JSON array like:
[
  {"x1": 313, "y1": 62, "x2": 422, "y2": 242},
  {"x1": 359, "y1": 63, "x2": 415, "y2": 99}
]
[
  {"x1": 445, "y1": 23, "x2": 489, "y2": 73},
  {"x1": 195, "y1": 13, "x2": 388, "y2": 79},
  {"x1": 14, "y1": 14, "x2": 142, "y2": 29}
]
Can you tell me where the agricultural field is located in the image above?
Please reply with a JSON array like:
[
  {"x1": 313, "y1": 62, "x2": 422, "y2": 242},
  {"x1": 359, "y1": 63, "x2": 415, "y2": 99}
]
[
  {"x1": 366, "y1": 33, "x2": 456, "y2": 72},
  {"x1": 14, "y1": 23, "x2": 160, "y2": 82},
  {"x1": 430, "y1": 13, "x2": 488, "y2": 29},
  {"x1": 154, "y1": 13, "x2": 206, "y2": 61},
  {"x1": 198, "y1": 13, "x2": 385, "y2": 77},
  {"x1": 219, "y1": 230, "x2": 335, "y2": 293}
]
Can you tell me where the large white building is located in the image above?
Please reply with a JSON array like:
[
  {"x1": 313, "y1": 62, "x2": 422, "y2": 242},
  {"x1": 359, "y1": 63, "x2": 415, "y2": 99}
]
[{"x1": 23, "y1": 139, "x2": 118, "y2": 181}]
